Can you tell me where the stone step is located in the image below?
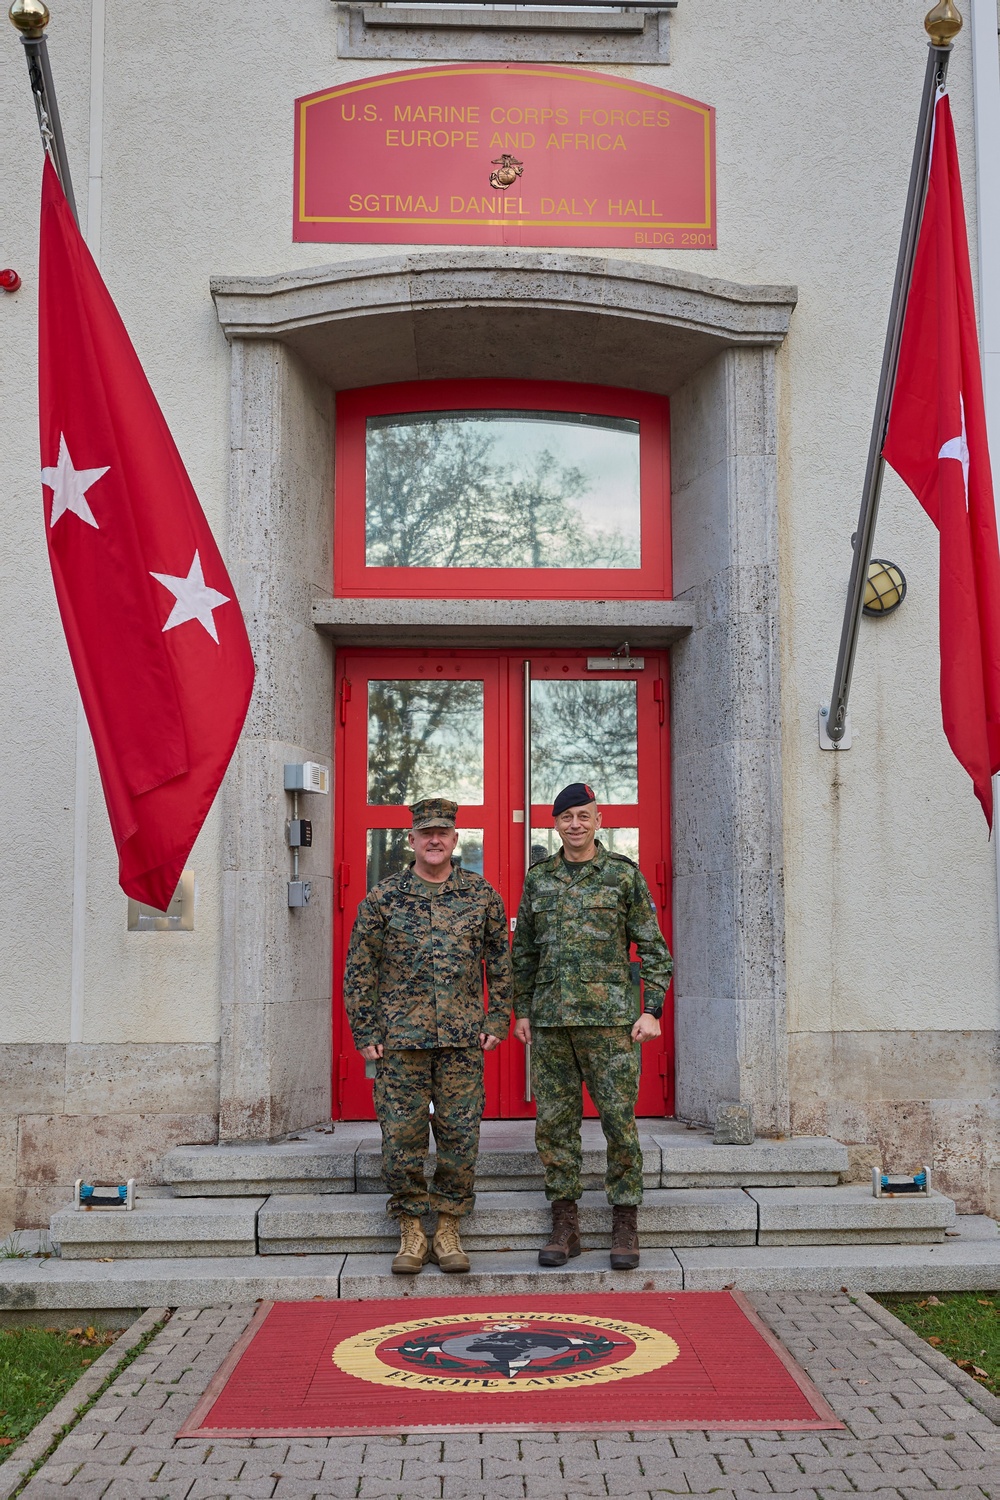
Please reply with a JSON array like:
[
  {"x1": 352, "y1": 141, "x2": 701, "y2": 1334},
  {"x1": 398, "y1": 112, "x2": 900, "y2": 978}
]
[
  {"x1": 257, "y1": 1188, "x2": 757, "y2": 1254},
  {"x1": 162, "y1": 1120, "x2": 851, "y2": 1194},
  {"x1": 164, "y1": 1128, "x2": 356, "y2": 1196},
  {"x1": 48, "y1": 1183, "x2": 957, "y2": 1262},
  {"x1": 3, "y1": 1219, "x2": 996, "y2": 1308},
  {"x1": 338, "y1": 1250, "x2": 685, "y2": 1298},
  {"x1": 49, "y1": 1198, "x2": 265, "y2": 1260},
  {"x1": 654, "y1": 1123, "x2": 848, "y2": 1186},
  {"x1": 750, "y1": 1185, "x2": 955, "y2": 1245},
  {"x1": 354, "y1": 1127, "x2": 663, "y2": 1194}
]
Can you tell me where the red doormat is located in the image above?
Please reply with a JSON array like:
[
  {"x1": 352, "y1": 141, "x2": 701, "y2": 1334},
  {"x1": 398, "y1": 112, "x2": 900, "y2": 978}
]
[{"x1": 179, "y1": 1293, "x2": 842, "y2": 1436}]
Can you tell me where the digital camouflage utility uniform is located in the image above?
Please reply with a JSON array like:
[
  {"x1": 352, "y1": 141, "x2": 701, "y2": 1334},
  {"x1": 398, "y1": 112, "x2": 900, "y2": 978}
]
[
  {"x1": 512, "y1": 842, "x2": 673, "y2": 1206},
  {"x1": 344, "y1": 864, "x2": 512, "y2": 1220}
]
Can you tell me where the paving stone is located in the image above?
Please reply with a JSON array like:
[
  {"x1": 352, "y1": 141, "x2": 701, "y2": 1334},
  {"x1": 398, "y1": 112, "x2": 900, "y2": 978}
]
[
  {"x1": 185, "y1": 1481, "x2": 280, "y2": 1499},
  {"x1": 899, "y1": 1491, "x2": 992, "y2": 1500},
  {"x1": 356, "y1": 1481, "x2": 443, "y2": 1498},
  {"x1": 444, "y1": 1480, "x2": 524, "y2": 1499}
]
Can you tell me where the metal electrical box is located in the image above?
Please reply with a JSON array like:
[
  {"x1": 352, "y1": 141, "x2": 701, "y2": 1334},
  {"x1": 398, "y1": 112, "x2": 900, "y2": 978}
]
[
  {"x1": 127, "y1": 870, "x2": 195, "y2": 932},
  {"x1": 284, "y1": 762, "x2": 330, "y2": 794}
]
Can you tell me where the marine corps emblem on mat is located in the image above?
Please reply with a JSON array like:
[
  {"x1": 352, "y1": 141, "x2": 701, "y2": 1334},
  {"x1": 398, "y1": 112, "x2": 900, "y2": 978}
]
[{"x1": 334, "y1": 1310, "x2": 680, "y2": 1392}]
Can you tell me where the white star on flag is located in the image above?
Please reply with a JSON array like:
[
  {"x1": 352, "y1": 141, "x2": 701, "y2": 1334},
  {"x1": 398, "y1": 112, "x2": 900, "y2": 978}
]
[
  {"x1": 41, "y1": 433, "x2": 109, "y2": 529},
  {"x1": 150, "y1": 550, "x2": 231, "y2": 644},
  {"x1": 938, "y1": 393, "x2": 970, "y2": 505}
]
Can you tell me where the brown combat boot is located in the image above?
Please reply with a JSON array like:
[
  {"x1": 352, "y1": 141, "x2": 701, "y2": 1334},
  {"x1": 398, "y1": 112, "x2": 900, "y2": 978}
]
[
  {"x1": 391, "y1": 1215, "x2": 429, "y2": 1275},
  {"x1": 538, "y1": 1199, "x2": 581, "y2": 1267},
  {"x1": 610, "y1": 1205, "x2": 640, "y2": 1269},
  {"x1": 430, "y1": 1212, "x2": 470, "y2": 1273}
]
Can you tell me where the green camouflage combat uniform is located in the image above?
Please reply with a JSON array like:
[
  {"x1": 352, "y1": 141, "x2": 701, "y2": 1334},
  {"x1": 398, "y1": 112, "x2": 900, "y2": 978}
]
[
  {"x1": 344, "y1": 864, "x2": 512, "y2": 1220},
  {"x1": 512, "y1": 842, "x2": 673, "y2": 1206}
]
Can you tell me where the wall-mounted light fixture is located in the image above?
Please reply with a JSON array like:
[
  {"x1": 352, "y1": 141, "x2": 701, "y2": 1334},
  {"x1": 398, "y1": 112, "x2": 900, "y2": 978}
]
[{"x1": 863, "y1": 558, "x2": 907, "y2": 616}]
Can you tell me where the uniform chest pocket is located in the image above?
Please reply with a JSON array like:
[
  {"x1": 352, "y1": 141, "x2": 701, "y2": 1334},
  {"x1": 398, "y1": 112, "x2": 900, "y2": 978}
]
[
  {"x1": 530, "y1": 897, "x2": 559, "y2": 941},
  {"x1": 443, "y1": 902, "x2": 483, "y2": 943},
  {"x1": 578, "y1": 890, "x2": 620, "y2": 938},
  {"x1": 386, "y1": 913, "x2": 423, "y2": 943}
]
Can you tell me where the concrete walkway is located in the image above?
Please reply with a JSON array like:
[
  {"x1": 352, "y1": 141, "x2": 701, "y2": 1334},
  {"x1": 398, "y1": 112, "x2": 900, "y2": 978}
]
[{"x1": 7, "y1": 1294, "x2": 998, "y2": 1500}]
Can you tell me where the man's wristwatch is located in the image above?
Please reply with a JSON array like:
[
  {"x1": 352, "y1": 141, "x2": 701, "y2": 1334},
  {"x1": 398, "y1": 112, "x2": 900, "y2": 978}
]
[{"x1": 644, "y1": 1003, "x2": 663, "y2": 1020}]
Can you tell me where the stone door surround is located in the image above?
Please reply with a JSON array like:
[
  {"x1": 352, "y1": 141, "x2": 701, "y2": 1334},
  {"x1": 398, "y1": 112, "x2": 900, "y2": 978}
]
[{"x1": 211, "y1": 250, "x2": 797, "y2": 1141}]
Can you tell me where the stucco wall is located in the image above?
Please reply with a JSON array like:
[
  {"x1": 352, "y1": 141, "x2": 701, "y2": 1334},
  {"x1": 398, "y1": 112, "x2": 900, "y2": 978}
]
[{"x1": 0, "y1": 0, "x2": 997, "y2": 1226}]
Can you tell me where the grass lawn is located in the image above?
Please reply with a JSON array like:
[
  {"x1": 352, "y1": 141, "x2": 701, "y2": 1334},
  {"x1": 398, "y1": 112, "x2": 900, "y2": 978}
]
[
  {"x1": 876, "y1": 1292, "x2": 999, "y2": 1396},
  {"x1": 0, "y1": 1325, "x2": 124, "y2": 1455}
]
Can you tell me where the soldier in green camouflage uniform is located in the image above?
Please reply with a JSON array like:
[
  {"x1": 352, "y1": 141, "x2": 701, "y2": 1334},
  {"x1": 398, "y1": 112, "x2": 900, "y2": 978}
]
[
  {"x1": 344, "y1": 797, "x2": 511, "y2": 1275},
  {"x1": 512, "y1": 783, "x2": 672, "y2": 1269}
]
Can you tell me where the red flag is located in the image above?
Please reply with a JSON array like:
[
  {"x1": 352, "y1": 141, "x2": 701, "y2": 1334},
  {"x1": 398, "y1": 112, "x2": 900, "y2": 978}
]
[
  {"x1": 38, "y1": 159, "x2": 255, "y2": 907},
  {"x1": 883, "y1": 95, "x2": 1000, "y2": 829}
]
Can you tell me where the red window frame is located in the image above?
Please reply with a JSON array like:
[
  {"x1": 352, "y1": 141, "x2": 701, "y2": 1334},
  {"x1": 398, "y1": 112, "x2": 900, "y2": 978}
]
[{"x1": 334, "y1": 379, "x2": 672, "y2": 600}]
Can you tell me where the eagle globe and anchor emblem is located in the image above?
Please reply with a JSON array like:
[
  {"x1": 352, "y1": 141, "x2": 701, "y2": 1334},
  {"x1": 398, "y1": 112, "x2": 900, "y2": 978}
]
[
  {"x1": 489, "y1": 153, "x2": 524, "y2": 191},
  {"x1": 334, "y1": 1311, "x2": 680, "y2": 1392}
]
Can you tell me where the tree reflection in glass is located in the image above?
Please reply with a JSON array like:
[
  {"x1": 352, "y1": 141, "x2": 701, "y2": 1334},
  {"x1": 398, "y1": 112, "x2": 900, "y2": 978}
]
[
  {"x1": 367, "y1": 828, "x2": 485, "y2": 890},
  {"x1": 530, "y1": 826, "x2": 639, "y2": 867},
  {"x1": 531, "y1": 680, "x2": 638, "y2": 806},
  {"x1": 366, "y1": 411, "x2": 640, "y2": 569},
  {"x1": 367, "y1": 679, "x2": 485, "y2": 805}
]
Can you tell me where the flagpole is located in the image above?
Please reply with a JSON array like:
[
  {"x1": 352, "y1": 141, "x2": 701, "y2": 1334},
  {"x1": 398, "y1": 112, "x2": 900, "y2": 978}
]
[
  {"x1": 8, "y1": 0, "x2": 79, "y2": 228},
  {"x1": 821, "y1": 1, "x2": 962, "y2": 748}
]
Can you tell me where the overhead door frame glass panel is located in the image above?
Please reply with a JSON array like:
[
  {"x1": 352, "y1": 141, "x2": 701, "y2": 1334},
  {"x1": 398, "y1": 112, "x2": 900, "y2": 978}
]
[{"x1": 334, "y1": 379, "x2": 671, "y2": 600}]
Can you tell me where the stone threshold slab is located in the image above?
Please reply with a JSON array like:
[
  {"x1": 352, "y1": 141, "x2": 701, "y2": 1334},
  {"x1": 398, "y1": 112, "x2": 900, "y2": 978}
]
[
  {"x1": 0, "y1": 1255, "x2": 346, "y2": 1310},
  {"x1": 676, "y1": 1240, "x2": 1000, "y2": 1292},
  {"x1": 338, "y1": 1248, "x2": 684, "y2": 1298}
]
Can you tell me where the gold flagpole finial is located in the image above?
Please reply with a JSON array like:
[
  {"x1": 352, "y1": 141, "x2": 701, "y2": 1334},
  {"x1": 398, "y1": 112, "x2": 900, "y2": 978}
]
[
  {"x1": 924, "y1": 0, "x2": 962, "y2": 46},
  {"x1": 8, "y1": 0, "x2": 50, "y2": 37}
]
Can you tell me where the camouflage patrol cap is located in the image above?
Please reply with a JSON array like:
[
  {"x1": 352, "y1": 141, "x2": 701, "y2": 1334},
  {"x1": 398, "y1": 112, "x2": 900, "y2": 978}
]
[{"x1": 410, "y1": 796, "x2": 458, "y2": 830}]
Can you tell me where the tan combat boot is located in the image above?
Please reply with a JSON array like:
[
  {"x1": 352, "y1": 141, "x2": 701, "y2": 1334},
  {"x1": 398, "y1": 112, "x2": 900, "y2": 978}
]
[
  {"x1": 538, "y1": 1199, "x2": 581, "y2": 1267},
  {"x1": 391, "y1": 1214, "x2": 429, "y2": 1275},
  {"x1": 610, "y1": 1205, "x2": 640, "y2": 1270},
  {"x1": 430, "y1": 1212, "x2": 470, "y2": 1273}
]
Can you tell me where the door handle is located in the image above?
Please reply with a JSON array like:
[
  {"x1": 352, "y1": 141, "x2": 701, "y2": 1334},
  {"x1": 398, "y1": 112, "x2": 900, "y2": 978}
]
[{"x1": 524, "y1": 1041, "x2": 532, "y2": 1103}]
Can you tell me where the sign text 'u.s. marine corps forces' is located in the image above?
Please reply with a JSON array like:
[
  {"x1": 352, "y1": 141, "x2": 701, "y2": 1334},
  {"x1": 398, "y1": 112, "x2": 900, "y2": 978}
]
[
  {"x1": 344, "y1": 797, "x2": 511, "y2": 1275},
  {"x1": 512, "y1": 783, "x2": 673, "y2": 1269}
]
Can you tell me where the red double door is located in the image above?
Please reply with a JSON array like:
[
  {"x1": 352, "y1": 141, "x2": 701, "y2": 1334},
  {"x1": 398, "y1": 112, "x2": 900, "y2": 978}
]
[{"x1": 333, "y1": 648, "x2": 673, "y2": 1119}]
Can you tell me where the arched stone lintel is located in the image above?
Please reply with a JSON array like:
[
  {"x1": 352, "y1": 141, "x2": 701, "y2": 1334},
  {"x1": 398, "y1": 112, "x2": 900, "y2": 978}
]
[{"x1": 211, "y1": 250, "x2": 797, "y2": 395}]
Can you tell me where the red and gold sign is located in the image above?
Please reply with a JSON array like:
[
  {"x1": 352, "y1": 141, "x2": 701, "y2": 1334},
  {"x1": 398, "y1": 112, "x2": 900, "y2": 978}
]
[{"x1": 294, "y1": 64, "x2": 715, "y2": 249}]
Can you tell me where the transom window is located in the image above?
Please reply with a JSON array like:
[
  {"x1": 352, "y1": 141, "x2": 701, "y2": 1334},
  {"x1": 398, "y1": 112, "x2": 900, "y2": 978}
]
[{"x1": 334, "y1": 379, "x2": 671, "y2": 598}]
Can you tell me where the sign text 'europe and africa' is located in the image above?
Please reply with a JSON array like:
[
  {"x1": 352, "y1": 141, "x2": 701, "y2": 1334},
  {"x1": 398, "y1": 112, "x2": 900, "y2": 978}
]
[{"x1": 294, "y1": 64, "x2": 715, "y2": 249}]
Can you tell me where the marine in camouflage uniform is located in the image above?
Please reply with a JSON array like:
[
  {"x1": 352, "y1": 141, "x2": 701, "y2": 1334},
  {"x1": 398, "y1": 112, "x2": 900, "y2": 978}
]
[
  {"x1": 344, "y1": 797, "x2": 511, "y2": 1274},
  {"x1": 512, "y1": 783, "x2": 672, "y2": 1268}
]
